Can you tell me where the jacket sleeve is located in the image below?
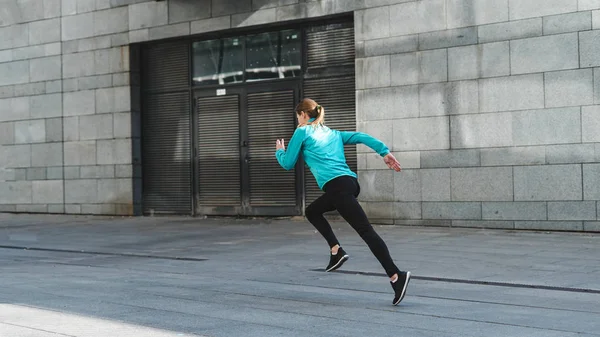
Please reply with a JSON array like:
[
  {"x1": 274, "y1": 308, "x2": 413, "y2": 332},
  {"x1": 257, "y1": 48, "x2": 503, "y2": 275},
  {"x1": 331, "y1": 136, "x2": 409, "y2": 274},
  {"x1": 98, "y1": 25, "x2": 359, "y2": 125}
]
[
  {"x1": 340, "y1": 131, "x2": 390, "y2": 157},
  {"x1": 276, "y1": 127, "x2": 306, "y2": 170}
]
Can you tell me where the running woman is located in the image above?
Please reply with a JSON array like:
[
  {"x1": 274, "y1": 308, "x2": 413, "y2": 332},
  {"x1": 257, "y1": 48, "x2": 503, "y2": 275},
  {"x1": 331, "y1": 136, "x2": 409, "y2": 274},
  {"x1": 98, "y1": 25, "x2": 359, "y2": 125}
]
[{"x1": 275, "y1": 98, "x2": 411, "y2": 306}]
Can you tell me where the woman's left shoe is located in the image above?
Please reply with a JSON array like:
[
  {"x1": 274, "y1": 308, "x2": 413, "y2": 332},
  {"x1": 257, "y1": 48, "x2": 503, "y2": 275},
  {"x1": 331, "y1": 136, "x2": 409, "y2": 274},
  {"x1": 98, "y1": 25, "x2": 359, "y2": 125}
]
[
  {"x1": 325, "y1": 247, "x2": 349, "y2": 272},
  {"x1": 391, "y1": 271, "x2": 411, "y2": 306}
]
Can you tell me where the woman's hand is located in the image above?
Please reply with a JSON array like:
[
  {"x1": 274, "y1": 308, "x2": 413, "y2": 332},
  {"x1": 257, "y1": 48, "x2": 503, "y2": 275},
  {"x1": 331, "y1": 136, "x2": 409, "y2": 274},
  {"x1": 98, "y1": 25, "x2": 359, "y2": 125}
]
[
  {"x1": 383, "y1": 153, "x2": 402, "y2": 172},
  {"x1": 276, "y1": 139, "x2": 285, "y2": 151}
]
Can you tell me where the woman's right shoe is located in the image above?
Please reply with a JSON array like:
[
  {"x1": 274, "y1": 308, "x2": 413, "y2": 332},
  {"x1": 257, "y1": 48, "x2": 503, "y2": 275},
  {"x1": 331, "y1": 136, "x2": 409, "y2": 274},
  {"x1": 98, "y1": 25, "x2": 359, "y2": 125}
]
[
  {"x1": 325, "y1": 247, "x2": 349, "y2": 272},
  {"x1": 391, "y1": 271, "x2": 411, "y2": 305}
]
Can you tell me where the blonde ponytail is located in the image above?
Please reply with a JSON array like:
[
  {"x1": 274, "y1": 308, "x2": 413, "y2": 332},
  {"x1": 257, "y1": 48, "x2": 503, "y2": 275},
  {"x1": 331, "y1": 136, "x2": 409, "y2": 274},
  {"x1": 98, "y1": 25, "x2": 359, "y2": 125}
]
[{"x1": 311, "y1": 104, "x2": 325, "y2": 128}]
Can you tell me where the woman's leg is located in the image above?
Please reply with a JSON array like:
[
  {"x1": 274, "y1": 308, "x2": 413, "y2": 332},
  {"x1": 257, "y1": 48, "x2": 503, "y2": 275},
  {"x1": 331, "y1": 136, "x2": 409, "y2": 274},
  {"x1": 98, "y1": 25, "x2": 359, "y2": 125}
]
[{"x1": 305, "y1": 193, "x2": 339, "y2": 248}]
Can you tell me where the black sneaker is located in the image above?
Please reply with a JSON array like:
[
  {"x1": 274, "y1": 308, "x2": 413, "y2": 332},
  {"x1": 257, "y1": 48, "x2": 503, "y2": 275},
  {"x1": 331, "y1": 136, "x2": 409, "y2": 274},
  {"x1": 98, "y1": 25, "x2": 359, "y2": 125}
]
[
  {"x1": 325, "y1": 247, "x2": 349, "y2": 272},
  {"x1": 391, "y1": 271, "x2": 411, "y2": 306}
]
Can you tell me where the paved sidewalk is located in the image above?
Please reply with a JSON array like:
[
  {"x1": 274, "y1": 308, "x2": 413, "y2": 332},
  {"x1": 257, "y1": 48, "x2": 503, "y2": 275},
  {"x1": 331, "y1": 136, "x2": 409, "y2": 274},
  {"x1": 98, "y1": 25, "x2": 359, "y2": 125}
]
[{"x1": 0, "y1": 213, "x2": 599, "y2": 337}]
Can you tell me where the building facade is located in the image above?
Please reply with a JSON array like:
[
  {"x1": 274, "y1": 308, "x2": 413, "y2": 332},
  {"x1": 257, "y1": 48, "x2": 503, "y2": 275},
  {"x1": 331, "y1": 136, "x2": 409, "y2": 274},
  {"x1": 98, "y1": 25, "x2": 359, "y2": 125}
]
[{"x1": 0, "y1": 0, "x2": 599, "y2": 231}]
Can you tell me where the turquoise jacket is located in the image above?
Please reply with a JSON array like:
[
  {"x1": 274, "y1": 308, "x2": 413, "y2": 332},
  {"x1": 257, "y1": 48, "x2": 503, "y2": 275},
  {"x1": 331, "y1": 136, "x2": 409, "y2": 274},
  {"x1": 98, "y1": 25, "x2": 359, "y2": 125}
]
[{"x1": 275, "y1": 119, "x2": 391, "y2": 190}]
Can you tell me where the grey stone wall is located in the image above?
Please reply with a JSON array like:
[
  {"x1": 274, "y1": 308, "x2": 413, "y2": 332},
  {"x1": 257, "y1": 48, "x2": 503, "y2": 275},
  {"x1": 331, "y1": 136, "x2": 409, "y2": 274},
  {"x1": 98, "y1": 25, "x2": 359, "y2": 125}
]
[{"x1": 0, "y1": 0, "x2": 599, "y2": 230}]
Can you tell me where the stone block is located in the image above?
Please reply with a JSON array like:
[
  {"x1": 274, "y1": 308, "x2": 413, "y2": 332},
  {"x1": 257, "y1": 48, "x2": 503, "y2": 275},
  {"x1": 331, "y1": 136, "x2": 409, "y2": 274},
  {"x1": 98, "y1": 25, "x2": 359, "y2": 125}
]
[
  {"x1": 0, "y1": 85, "x2": 15, "y2": 99},
  {"x1": 393, "y1": 170, "x2": 421, "y2": 201},
  {"x1": 63, "y1": 79, "x2": 78, "y2": 92},
  {"x1": 81, "y1": 204, "x2": 116, "y2": 215},
  {"x1": 418, "y1": 27, "x2": 477, "y2": 50},
  {"x1": 44, "y1": 80, "x2": 62, "y2": 96},
  {"x1": 61, "y1": 12, "x2": 95, "y2": 41},
  {"x1": 0, "y1": 181, "x2": 32, "y2": 204},
  {"x1": 14, "y1": 82, "x2": 46, "y2": 97},
  {"x1": 78, "y1": 75, "x2": 112, "y2": 91},
  {"x1": 79, "y1": 114, "x2": 113, "y2": 140},
  {"x1": 448, "y1": 42, "x2": 510, "y2": 80},
  {"x1": 451, "y1": 112, "x2": 513, "y2": 149},
  {"x1": 48, "y1": 204, "x2": 64, "y2": 213},
  {"x1": 212, "y1": 0, "x2": 251, "y2": 16},
  {"x1": 419, "y1": 80, "x2": 479, "y2": 117},
  {"x1": 0, "y1": 145, "x2": 31, "y2": 168},
  {"x1": 64, "y1": 166, "x2": 80, "y2": 179},
  {"x1": 446, "y1": 0, "x2": 508, "y2": 29},
  {"x1": 112, "y1": 73, "x2": 129, "y2": 87},
  {"x1": 232, "y1": 8, "x2": 277, "y2": 28},
  {"x1": 513, "y1": 107, "x2": 580, "y2": 146},
  {"x1": 392, "y1": 202, "x2": 422, "y2": 219},
  {"x1": 14, "y1": 168, "x2": 27, "y2": 180},
  {"x1": 0, "y1": 122, "x2": 14, "y2": 145},
  {"x1": 0, "y1": 205, "x2": 16, "y2": 212},
  {"x1": 364, "y1": 35, "x2": 418, "y2": 57},
  {"x1": 451, "y1": 167, "x2": 513, "y2": 201},
  {"x1": 509, "y1": 0, "x2": 577, "y2": 20},
  {"x1": 252, "y1": 0, "x2": 297, "y2": 10},
  {"x1": 452, "y1": 220, "x2": 514, "y2": 229},
  {"x1": 357, "y1": 56, "x2": 390, "y2": 89},
  {"x1": 582, "y1": 106, "x2": 600, "y2": 142},
  {"x1": 357, "y1": 121, "x2": 393, "y2": 153},
  {"x1": 62, "y1": 51, "x2": 95, "y2": 79},
  {"x1": 148, "y1": 23, "x2": 191, "y2": 40},
  {"x1": 111, "y1": 33, "x2": 129, "y2": 47},
  {"x1": 546, "y1": 144, "x2": 596, "y2": 164},
  {"x1": 0, "y1": 60, "x2": 30, "y2": 87},
  {"x1": 478, "y1": 18, "x2": 542, "y2": 44},
  {"x1": 31, "y1": 143, "x2": 62, "y2": 167},
  {"x1": 543, "y1": 11, "x2": 591, "y2": 35},
  {"x1": 32, "y1": 180, "x2": 63, "y2": 204},
  {"x1": 94, "y1": 7, "x2": 129, "y2": 36},
  {"x1": 168, "y1": 0, "x2": 211, "y2": 24},
  {"x1": 80, "y1": 165, "x2": 115, "y2": 179},
  {"x1": 0, "y1": 24, "x2": 28, "y2": 50},
  {"x1": 96, "y1": 139, "x2": 132, "y2": 165},
  {"x1": 389, "y1": 0, "x2": 446, "y2": 36},
  {"x1": 583, "y1": 164, "x2": 600, "y2": 200},
  {"x1": 482, "y1": 202, "x2": 546, "y2": 220},
  {"x1": 357, "y1": 85, "x2": 418, "y2": 121},
  {"x1": 355, "y1": 6, "x2": 389, "y2": 41},
  {"x1": 29, "y1": 18, "x2": 60, "y2": 45},
  {"x1": 580, "y1": 0, "x2": 600, "y2": 10},
  {"x1": 584, "y1": 222, "x2": 600, "y2": 231},
  {"x1": 12, "y1": 45, "x2": 47, "y2": 61},
  {"x1": 357, "y1": 170, "x2": 394, "y2": 201},
  {"x1": 0, "y1": 50, "x2": 12, "y2": 63},
  {"x1": 113, "y1": 112, "x2": 131, "y2": 138},
  {"x1": 95, "y1": 47, "x2": 129, "y2": 75},
  {"x1": 421, "y1": 149, "x2": 480, "y2": 168},
  {"x1": 64, "y1": 141, "x2": 97, "y2": 165},
  {"x1": 46, "y1": 166, "x2": 63, "y2": 180},
  {"x1": 393, "y1": 117, "x2": 449, "y2": 151},
  {"x1": 545, "y1": 69, "x2": 593, "y2": 108},
  {"x1": 479, "y1": 74, "x2": 544, "y2": 112},
  {"x1": 190, "y1": 16, "x2": 231, "y2": 34},
  {"x1": 0, "y1": 97, "x2": 29, "y2": 122},
  {"x1": 77, "y1": 0, "x2": 96, "y2": 13},
  {"x1": 515, "y1": 164, "x2": 582, "y2": 201},
  {"x1": 30, "y1": 94, "x2": 62, "y2": 119},
  {"x1": 594, "y1": 10, "x2": 600, "y2": 30},
  {"x1": 26, "y1": 167, "x2": 47, "y2": 180},
  {"x1": 15, "y1": 120, "x2": 45, "y2": 144},
  {"x1": 422, "y1": 202, "x2": 481, "y2": 219},
  {"x1": 515, "y1": 221, "x2": 583, "y2": 231},
  {"x1": 548, "y1": 201, "x2": 596, "y2": 220},
  {"x1": 17, "y1": 204, "x2": 48, "y2": 213},
  {"x1": 97, "y1": 178, "x2": 132, "y2": 203},
  {"x1": 128, "y1": 29, "x2": 149, "y2": 44},
  {"x1": 510, "y1": 33, "x2": 578, "y2": 75},
  {"x1": 65, "y1": 204, "x2": 81, "y2": 214},
  {"x1": 393, "y1": 152, "x2": 420, "y2": 169},
  {"x1": 580, "y1": 30, "x2": 600, "y2": 68},
  {"x1": 64, "y1": 90, "x2": 95, "y2": 116},
  {"x1": 129, "y1": 1, "x2": 168, "y2": 30},
  {"x1": 421, "y1": 168, "x2": 451, "y2": 201},
  {"x1": 275, "y1": 1, "x2": 335, "y2": 21},
  {"x1": 43, "y1": 0, "x2": 61, "y2": 18},
  {"x1": 96, "y1": 87, "x2": 131, "y2": 114},
  {"x1": 65, "y1": 179, "x2": 98, "y2": 203},
  {"x1": 390, "y1": 49, "x2": 447, "y2": 86},
  {"x1": 63, "y1": 117, "x2": 79, "y2": 141},
  {"x1": 0, "y1": 168, "x2": 15, "y2": 181}
]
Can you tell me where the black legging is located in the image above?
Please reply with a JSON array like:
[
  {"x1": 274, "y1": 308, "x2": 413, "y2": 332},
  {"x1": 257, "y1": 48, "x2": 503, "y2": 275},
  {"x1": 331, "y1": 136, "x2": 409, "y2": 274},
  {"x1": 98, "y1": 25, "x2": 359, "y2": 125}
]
[{"x1": 305, "y1": 175, "x2": 401, "y2": 278}]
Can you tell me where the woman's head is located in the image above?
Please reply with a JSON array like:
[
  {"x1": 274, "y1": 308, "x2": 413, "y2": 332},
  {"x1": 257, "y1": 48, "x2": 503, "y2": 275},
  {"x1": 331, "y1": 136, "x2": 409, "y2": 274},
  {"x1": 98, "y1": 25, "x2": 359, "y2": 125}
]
[{"x1": 295, "y1": 98, "x2": 324, "y2": 127}]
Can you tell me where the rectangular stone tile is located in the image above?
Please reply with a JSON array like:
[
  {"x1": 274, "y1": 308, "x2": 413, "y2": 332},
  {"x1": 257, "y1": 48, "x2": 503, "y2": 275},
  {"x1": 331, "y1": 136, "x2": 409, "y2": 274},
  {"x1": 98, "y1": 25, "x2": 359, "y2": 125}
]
[
  {"x1": 390, "y1": 49, "x2": 447, "y2": 86},
  {"x1": 0, "y1": 50, "x2": 12, "y2": 63},
  {"x1": 48, "y1": 204, "x2": 65, "y2": 213},
  {"x1": 389, "y1": 0, "x2": 446, "y2": 36},
  {"x1": 364, "y1": 35, "x2": 418, "y2": 57},
  {"x1": 594, "y1": 9, "x2": 600, "y2": 30},
  {"x1": 252, "y1": 0, "x2": 297, "y2": 10},
  {"x1": 584, "y1": 222, "x2": 600, "y2": 231},
  {"x1": 447, "y1": 0, "x2": 508, "y2": 29},
  {"x1": 580, "y1": 0, "x2": 600, "y2": 10},
  {"x1": 148, "y1": 23, "x2": 190, "y2": 40},
  {"x1": 0, "y1": 60, "x2": 29, "y2": 87},
  {"x1": 65, "y1": 179, "x2": 98, "y2": 204},
  {"x1": 65, "y1": 204, "x2": 81, "y2": 214},
  {"x1": 583, "y1": 164, "x2": 600, "y2": 200},
  {"x1": 545, "y1": 69, "x2": 593, "y2": 108},
  {"x1": 32, "y1": 180, "x2": 63, "y2": 204},
  {"x1": 357, "y1": 56, "x2": 390, "y2": 89},
  {"x1": 96, "y1": 139, "x2": 132, "y2": 165},
  {"x1": 514, "y1": 164, "x2": 582, "y2": 201},
  {"x1": 393, "y1": 117, "x2": 449, "y2": 151},
  {"x1": 64, "y1": 166, "x2": 80, "y2": 180},
  {"x1": 79, "y1": 114, "x2": 113, "y2": 141},
  {"x1": 62, "y1": 51, "x2": 95, "y2": 79},
  {"x1": 510, "y1": 33, "x2": 579, "y2": 75},
  {"x1": 0, "y1": 122, "x2": 14, "y2": 145},
  {"x1": 357, "y1": 121, "x2": 393, "y2": 152},
  {"x1": 78, "y1": 75, "x2": 112, "y2": 91},
  {"x1": 168, "y1": 0, "x2": 210, "y2": 24},
  {"x1": 128, "y1": 29, "x2": 149, "y2": 43},
  {"x1": 0, "y1": 145, "x2": 31, "y2": 168},
  {"x1": 357, "y1": 170, "x2": 394, "y2": 201},
  {"x1": 393, "y1": 170, "x2": 421, "y2": 201},
  {"x1": 113, "y1": 112, "x2": 131, "y2": 139},
  {"x1": 0, "y1": 168, "x2": 15, "y2": 181},
  {"x1": 13, "y1": 83, "x2": 46, "y2": 97},
  {"x1": 355, "y1": 6, "x2": 389, "y2": 41},
  {"x1": 14, "y1": 120, "x2": 45, "y2": 144},
  {"x1": 0, "y1": 97, "x2": 29, "y2": 122},
  {"x1": 421, "y1": 168, "x2": 451, "y2": 201},
  {"x1": 28, "y1": 18, "x2": 60, "y2": 45},
  {"x1": 129, "y1": 1, "x2": 168, "y2": 30},
  {"x1": 81, "y1": 203, "x2": 116, "y2": 215},
  {"x1": 30, "y1": 93, "x2": 62, "y2": 119},
  {"x1": 111, "y1": 33, "x2": 129, "y2": 47},
  {"x1": 0, "y1": 24, "x2": 28, "y2": 50},
  {"x1": 422, "y1": 202, "x2": 481, "y2": 219},
  {"x1": 546, "y1": 144, "x2": 596, "y2": 164},
  {"x1": 392, "y1": 202, "x2": 422, "y2": 219},
  {"x1": 16, "y1": 204, "x2": 48, "y2": 213},
  {"x1": 26, "y1": 167, "x2": 46, "y2": 180},
  {"x1": 0, "y1": 181, "x2": 31, "y2": 204},
  {"x1": 64, "y1": 141, "x2": 97, "y2": 166},
  {"x1": 448, "y1": 42, "x2": 510, "y2": 80},
  {"x1": 94, "y1": 47, "x2": 130, "y2": 75},
  {"x1": 357, "y1": 85, "x2": 418, "y2": 121},
  {"x1": 478, "y1": 18, "x2": 542, "y2": 44},
  {"x1": 115, "y1": 164, "x2": 132, "y2": 178},
  {"x1": 451, "y1": 167, "x2": 513, "y2": 201},
  {"x1": 361, "y1": 201, "x2": 394, "y2": 220},
  {"x1": 452, "y1": 220, "x2": 514, "y2": 229},
  {"x1": 543, "y1": 11, "x2": 591, "y2": 35},
  {"x1": 212, "y1": 0, "x2": 251, "y2": 16},
  {"x1": 46, "y1": 166, "x2": 63, "y2": 180},
  {"x1": 63, "y1": 117, "x2": 79, "y2": 141},
  {"x1": 420, "y1": 81, "x2": 479, "y2": 117},
  {"x1": 97, "y1": 178, "x2": 132, "y2": 203},
  {"x1": 514, "y1": 221, "x2": 583, "y2": 231},
  {"x1": 80, "y1": 165, "x2": 115, "y2": 179},
  {"x1": 95, "y1": 87, "x2": 130, "y2": 114},
  {"x1": 479, "y1": 74, "x2": 544, "y2": 112},
  {"x1": 190, "y1": 16, "x2": 231, "y2": 34},
  {"x1": 483, "y1": 202, "x2": 547, "y2": 220},
  {"x1": 548, "y1": 201, "x2": 596, "y2": 220},
  {"x1": 31, "y1": 142, "x2": 62, "y2": 167},
  {"x1": 418, "y1": 27, "x2": 477, "y2": 50},
  {"x1": 420, "y1": 149, "x2": 480, "y2": 168},
  {"x1": 509, "y1": 0, "x2": 577, "y2": 20},
  {"x1": 94, "y1": 7, "x2": 129, "y2": 36},
  {"x1": 451, "y1": 112, "x2": 512, "y2": 148},
  {"x1": 61, "y1": 12, "x2": 94, "y2": 41},
  {"x1": 64, "y1": 90, "x2": 95, "y2": 116},
  {"x1": 582, "y1": 105, "x2": 600, "y2": 142},
  {"x1": 512, "y1": 107, "x2": 581, "y2": 146},
  {"x1": 580, "y1": 30, "x2": 600, "y2": 68}
]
